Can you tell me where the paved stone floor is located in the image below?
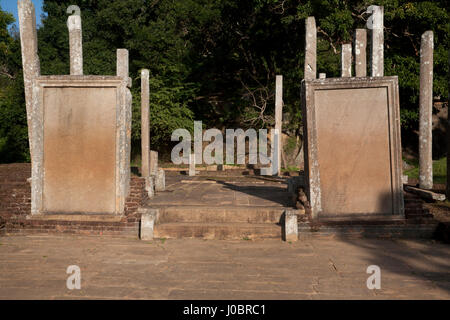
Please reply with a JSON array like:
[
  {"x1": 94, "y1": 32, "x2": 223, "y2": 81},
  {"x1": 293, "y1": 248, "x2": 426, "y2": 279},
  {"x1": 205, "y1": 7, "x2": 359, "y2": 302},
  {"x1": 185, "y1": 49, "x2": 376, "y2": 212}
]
[
  {"x1": 149, "y1": 174, "x2": 290, "y2": 207},
  {"x1": 0, "y1": 235, "x2": 449, "y2": 299}
]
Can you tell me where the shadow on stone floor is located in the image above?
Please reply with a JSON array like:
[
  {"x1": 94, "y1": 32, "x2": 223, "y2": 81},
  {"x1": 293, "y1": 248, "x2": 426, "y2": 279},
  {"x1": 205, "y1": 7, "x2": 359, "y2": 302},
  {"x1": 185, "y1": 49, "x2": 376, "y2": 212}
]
[
  {"x1": 336, "y1": 237, "x2": 450, "y2": 295},
  {"x1": 214, "y1": 180, "x2": 293, "y2": 207}
]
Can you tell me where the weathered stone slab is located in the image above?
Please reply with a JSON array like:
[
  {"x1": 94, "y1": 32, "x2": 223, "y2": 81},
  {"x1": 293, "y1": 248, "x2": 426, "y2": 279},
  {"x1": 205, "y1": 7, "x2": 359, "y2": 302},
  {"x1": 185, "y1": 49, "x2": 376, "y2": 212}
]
[
  {"x1": 146, "y1": 176, "x2": 155, "y2": 198},
  {"x1": 284, "y1": 210, "x2": 298, "y2": 242},
  {"x1": 302, "y1": 77, "x2": 404, "y2": 219},
  {"x1": 155, "y1": 168, "x2": 166, "y2": 192},
  {"x1": 404, "y1": 186, "x2": 445, "y2": 202},
  {"x1": 140, "y1": 208, "x2": 159, "y2": 240},
  {"x1": 30, "y1": 76, "x2": 130, "y2": 215}
]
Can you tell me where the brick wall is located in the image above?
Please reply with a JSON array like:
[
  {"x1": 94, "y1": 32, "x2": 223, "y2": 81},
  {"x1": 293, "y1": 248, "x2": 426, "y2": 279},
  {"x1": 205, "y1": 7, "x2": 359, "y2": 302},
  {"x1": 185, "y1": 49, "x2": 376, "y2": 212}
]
[{"x1": 0, "y1": 164, "x2": 148, "y2": 237}]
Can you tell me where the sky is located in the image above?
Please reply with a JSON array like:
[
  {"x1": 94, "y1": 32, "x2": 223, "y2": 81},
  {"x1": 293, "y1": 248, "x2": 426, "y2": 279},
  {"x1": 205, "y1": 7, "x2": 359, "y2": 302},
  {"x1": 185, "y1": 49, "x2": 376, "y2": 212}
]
[{"x1": 1, "y1": 0, "x2": 45, "y2": 28}]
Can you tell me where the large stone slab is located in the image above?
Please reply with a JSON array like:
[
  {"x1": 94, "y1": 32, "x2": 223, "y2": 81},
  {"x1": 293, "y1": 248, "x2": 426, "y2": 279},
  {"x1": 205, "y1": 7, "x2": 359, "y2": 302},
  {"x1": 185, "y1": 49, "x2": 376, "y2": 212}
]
[
  {"x1": 302, "y1": 77, "x2": 404, "y2": 220},
  {"x1": 31, "y1": 76, "x2": 130, "y2": 215}
]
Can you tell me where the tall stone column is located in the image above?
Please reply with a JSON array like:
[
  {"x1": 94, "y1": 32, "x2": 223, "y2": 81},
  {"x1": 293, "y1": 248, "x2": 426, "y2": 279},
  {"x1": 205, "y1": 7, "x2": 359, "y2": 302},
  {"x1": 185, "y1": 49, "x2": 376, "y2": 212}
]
[
  {"x1": 117, "y1": 49, "x2": 129, "y2": 80},
  {"x1": 117, "y1": 49, "x2": 132, "y2": 195},
  {"x1": 355, "y1": 29, "x2": 367, "y2": 77},
  {"x1": 141, "y1": 69, "x2": 150, "y2": 178},
  {"x1": 67, "y1": 13, "x2": 83, "y2": 75},
  {"x1": 341, "y1": 44, "x2": 352, "y2": 77},
  {"x1": 447, "y1": 49, "x2": 450, "y2": 198},
  {"x1": 275, "y1": 75, "x2": 283, "y2": 176},
  {"x1": 18, "y1": 0, "x2": 41, "y2": 156},
  {"x1": 419, "y1": 31, "x2": 434, "y2": 190},
  {"x1": 368, "y1": 5, "x2": 384, "y2": 77},
  {"x1": 304, "y1": 17, "x2": 317, "y2": 80}
]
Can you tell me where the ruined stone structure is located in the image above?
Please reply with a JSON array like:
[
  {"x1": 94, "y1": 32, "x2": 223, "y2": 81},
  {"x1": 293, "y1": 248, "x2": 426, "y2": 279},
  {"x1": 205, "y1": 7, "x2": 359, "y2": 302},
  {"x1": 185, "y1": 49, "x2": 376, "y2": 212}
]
[
  {"x1": 19, "y1": 2, "x2": 133, "y2": 216},
  {"x1": 5, "y1": 2, "x2": 439, "y2": 241},
  {"x1": 301, "y1": 7, "x2": 406, "y2": 222}
]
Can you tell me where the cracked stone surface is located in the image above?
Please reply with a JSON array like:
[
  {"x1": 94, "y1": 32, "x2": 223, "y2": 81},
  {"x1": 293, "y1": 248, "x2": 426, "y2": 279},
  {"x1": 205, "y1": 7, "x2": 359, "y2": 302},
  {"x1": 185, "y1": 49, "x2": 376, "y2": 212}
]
[{"x1": 0, "y1": 235, "x2": 448, "y2": 299}]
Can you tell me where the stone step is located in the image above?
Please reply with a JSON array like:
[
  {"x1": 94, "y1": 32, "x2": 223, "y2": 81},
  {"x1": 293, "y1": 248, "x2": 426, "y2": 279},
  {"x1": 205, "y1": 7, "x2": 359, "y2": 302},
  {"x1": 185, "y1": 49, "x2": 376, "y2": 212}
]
[
  {"x1": 154, "y1": 222, "x2": 282, "y2": 240},
  {"x1": 155, "y1": 206, "x2": 286, "y2": 224}
]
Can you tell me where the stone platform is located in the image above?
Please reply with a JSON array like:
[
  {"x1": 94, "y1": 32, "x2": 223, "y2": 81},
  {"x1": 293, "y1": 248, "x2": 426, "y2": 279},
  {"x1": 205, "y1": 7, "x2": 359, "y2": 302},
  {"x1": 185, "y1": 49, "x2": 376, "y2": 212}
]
[
  {"x1": 147, "y1": 173, "x2": 291, "y2": 240},
  {"x1": 0, "y1": 164, "x2": 442, "y2": 240}
]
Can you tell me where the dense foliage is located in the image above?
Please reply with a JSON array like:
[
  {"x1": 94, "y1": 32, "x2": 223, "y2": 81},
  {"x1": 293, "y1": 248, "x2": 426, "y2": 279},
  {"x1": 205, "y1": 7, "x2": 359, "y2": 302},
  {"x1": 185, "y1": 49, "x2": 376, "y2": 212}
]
[{"x1": 0, "y1": 0, "x2": 448, "y2": 163}]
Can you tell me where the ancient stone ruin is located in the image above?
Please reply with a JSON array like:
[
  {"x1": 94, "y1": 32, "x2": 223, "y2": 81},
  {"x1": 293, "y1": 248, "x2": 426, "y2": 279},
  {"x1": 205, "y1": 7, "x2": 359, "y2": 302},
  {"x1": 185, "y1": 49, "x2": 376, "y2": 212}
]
[
  {"x1": 7, "y1": 1, "x2": 442, "y2": 241},
  {"x1": 19, "y1": 1, "x2": 137, "y2": 216},
  {"x1": 300, "y1": 6, "x2": 405, "y2": 220}
]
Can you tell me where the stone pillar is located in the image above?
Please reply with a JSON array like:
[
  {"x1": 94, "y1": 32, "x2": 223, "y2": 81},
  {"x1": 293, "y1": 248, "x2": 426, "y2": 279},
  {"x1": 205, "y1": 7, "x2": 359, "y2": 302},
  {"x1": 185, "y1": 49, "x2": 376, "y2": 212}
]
[
  {"x1": 139, "y1": 208, "x2": 158, "y2": 240},
  {"x1": 304, "y1": 17, "x2": 317, "y2": 80},
  {"x1": 18, "y1": 0, "x2": 41, "y2": 154},
  {"x1": 284, "y1": 210, "x2": 298, "y2": 242},
  {"x1": 117, "y1": 49, "x2": 132, "y2": 196},
  {"x1": 67, "y1": 13, "x2": 83, "y2": 75},
  {"x1": 447, "y1": 49, "x2": 450, "y2": 198},
  {"x1": 141, "y1": 69, "x2": 150, "y2": 178},
  {"x1": 275, "y1": 75, "x2": 283, "y2": 176},
  {"x1": 145, "y1": 176, "x2": 155, "y2": 198},
  {"x1": 419, "y1": 31, "x2": 434, "y2": 190},
  {"x1": 117, "y1": 49, "x2": 129, "y2": 80},
  {"x1": 341, "y1": 44, "x2": 352, "y2": 77},
  {"x1": 368, "y1": 5, "x2": 384, "y2": 77},
  {"x1": 155, "y1": 168, "x2": 166, "y2": 192},
  {"x1": 355, "y1": 29, "x2": 367, "y2": 77},
  {"x1": 150, "y1": 151, "x2": 158, "y2": 176}
]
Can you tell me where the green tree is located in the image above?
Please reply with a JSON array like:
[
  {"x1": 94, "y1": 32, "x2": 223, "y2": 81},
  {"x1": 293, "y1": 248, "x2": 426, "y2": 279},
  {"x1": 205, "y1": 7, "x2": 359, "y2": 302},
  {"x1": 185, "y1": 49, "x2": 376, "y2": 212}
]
[
  {"x1": 0, "y1": 6, "x2": 28, "y2": 163},
  {"x1": 0, "y1": 1, "x2": 448, "y2": 163}
]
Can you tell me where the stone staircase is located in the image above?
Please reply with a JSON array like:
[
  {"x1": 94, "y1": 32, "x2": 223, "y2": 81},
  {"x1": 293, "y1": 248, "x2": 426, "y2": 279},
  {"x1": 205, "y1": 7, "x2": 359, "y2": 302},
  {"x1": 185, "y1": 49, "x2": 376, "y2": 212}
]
[{"x1": 153, "y1": 205, "x2": 287, "y2": 240}]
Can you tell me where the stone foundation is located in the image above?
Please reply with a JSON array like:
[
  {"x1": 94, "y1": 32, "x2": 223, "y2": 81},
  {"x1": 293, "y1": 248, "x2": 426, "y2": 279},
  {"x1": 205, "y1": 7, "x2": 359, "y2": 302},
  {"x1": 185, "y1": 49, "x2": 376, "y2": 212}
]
[{"x1": 0, "y1": 164, "x2": 148, "y2": 237}]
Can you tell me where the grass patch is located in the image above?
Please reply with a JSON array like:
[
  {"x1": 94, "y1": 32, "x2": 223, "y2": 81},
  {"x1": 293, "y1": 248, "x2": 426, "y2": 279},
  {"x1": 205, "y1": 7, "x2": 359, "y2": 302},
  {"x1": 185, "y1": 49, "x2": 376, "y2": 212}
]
[
  {"x1": 405, "y1": 157, "x2": 447, "y2": 184},
  {"x1": 281, "y1": 166, "x2": 299, "y2": 172}
]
